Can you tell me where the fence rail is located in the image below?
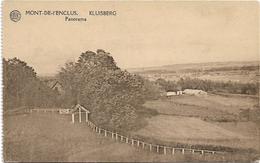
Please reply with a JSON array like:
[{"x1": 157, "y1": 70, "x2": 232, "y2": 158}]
[
  {"x1": 84, "y1": 118, "x2": 226, "y2": 156},
  {"x1": 29, "y1": 108, "x2": 60, "y2": 113},
  {"x1": 29, "y1": 108, "x2": 227, "y2": 156}
]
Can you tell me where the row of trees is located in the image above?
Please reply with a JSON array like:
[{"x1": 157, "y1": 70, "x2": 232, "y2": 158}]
[
  {"x1": 156, "y1": 77, "x2": 259, "y2": 95},
  {"x1": 5, "y1": 51, "x2": 257, "y2": 132},
  {"x1": 3, "y1": 52, "x2": 159, "y2": 132},
  {"x1": 3, "y1": 58, "x2": 60, "y2": 111}
]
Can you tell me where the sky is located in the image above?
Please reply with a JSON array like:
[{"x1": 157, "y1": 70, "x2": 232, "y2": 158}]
[{"x1": 3, "y1": 1, "x2": 259, "y2": 75}]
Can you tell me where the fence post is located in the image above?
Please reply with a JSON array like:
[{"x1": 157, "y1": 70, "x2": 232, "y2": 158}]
[
  {"x1": 164, "y1": 147, "x2": 166, "y2": 155},
  {"x1": 212, "y1": 151, "x2": 215, "y2": 154},
  {"x1": 104, "y1": 130, "x2": 107, "y2": 137},
  {"x1": 126, "y1": 137, "x2": 128, "y2": 143},
  {"x1": 121, "y1": 136, "x2": 123, "y2": 141},
  {"x1": 115, "y1": 133, "x2": 118, "y2": 140},
  {"x1": 99, "y1": 128, "x2": 101, "y2": 134},
  {"x1": 142, "y1": 142, "x2": 145, "y2": 149},
  {"x1": 201, "y1": 150, "x2": 204, "y2": 155},
  {"x1": 79, "y1": 108, "x2": 81, "y2": 123},
  {"x1": 85, "y1": 112, "x2": 88, "y2": 122},
  {"x1": 192, "y1": 149, "x2": 194, "y2": 154},
  {"x1": 112, "y1": 133, "x2": 114, "y2": 139},
  {"x1": 137, "y1": 141, "x2": 140, "y2": 147},
  {"x1": 71, "y1": 114, "x2": 74, "y2": 123},
  {"x1": 149, "y1": 144, "x2": 152, "y2": 151},
  {"x1": 131, "y1": 139, "x2": 134, "y2": 146},
  {"x1": 172, "y1": 148, "x2": 175, "y2": 155},
  {"x1": 182, "y1": 149, "x2": 185, "y2": 154},
  {"x1": 156, "y1": 146, "x2": 159, "y2": 153}
]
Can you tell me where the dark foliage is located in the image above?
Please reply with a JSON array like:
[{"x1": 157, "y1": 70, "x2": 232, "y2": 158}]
[
  {"x1": 58, "y1": 50, "x2": 159, "y2": 131},
  {"x1": 156, "y1": 77, "x2": 259, "y2": 95},
  {"x1": 3, "y1": 58, "x2": 60, "y2": 110}
]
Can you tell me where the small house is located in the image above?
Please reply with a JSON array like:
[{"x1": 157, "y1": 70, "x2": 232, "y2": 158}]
[
  {"x1": 44, "y1": 80, "x2": 65, "y2": 95},
  {"x1": 70, "y1": 104, "x2": 90, "y2": 123},
  {"x1": 166, "y1": 91, "x2": 177, "y2": 97}
]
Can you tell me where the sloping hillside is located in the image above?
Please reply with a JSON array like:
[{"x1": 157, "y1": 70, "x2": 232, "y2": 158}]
[{"x1": 4, "y1": 112, "x2": 217, "y2": 162}]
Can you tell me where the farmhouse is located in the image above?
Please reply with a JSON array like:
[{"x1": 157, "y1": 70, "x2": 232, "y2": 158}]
[
  {"x1": 166, "y1": 91, "x2": 177, "y2": 96},
  {"x1": 183, "y1": 89, "x2": 207, "y2": 96},
  {"x1": 166, "y1": 91, "x2": 183, "y2": 97},
  {"x1": 44, "y1": 80, "x2": 64, "y2": 95}
]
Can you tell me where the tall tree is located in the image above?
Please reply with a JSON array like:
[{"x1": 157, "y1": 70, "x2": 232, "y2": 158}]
[
  {"x1": 3, "y1": 57, "x2": 60, "y2": 110},
  {"x1": 58, "y1": 50, "x2": 148, "y2": 131}
]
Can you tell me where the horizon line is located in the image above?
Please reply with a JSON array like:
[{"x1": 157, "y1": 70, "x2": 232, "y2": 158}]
[{"x1": 38, "y1": 60, "x2": 259, "y2": 77}]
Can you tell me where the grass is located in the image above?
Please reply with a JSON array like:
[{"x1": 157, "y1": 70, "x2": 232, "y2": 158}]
[
  {"x1": 132, "y1": 115, "x2": 259, "y2": 161},
  {"x1": 133, "y1": 115, "x2": 257, "y2": 149},
  {"x1": 144, "y1": 97, "x2": 238, "y2": 122},
  {"x1": 5, "y1": 112, "x2": 244, "y2": 162},
  {"x1": 144, "y1": 93, "x2": 258, "y2": 121},
  {"x1": 4, "y1": 92, "x2": 259, "y2": 161},
  {"x1": 136, "y1": 94, "x2": 260, "y2": 161}
]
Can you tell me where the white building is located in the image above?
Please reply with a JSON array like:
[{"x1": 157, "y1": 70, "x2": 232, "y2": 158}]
[
  {"x1": 166, "y1": 91, "x2": 177, "y2": 96},
  {"x1": 183, "y1": 89, "x2": 207, "y2": 96}
]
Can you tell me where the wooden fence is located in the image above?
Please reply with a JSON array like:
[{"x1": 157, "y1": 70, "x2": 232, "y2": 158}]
[
  {"x1": 85, "y1": 118, "x2": 226, "y2": 156},
  {"x1": 29, "y1": 108, "x2": 226, "y2": 156},
  {"x1": 27, "y1": 108, "x2": 60, "y2": 113}
]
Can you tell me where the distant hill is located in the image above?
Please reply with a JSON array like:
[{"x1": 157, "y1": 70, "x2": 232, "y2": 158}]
[{"x1": 127, "y1": 61, "x2": 259, "y2": 74}]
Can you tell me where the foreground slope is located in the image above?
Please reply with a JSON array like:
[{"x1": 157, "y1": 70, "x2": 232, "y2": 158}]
[{"x1": 4, "y1": 111, "x2": 258, "y2": 162}]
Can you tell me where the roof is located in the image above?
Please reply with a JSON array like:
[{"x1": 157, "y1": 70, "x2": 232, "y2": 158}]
[
  {"x1": 51, "y1": 81, "x2": 62, "y2": 89},
  {"x1": 71, "y1": 104, "x2": 90, "y2": 113},
  {"x1": 43, "y1": 79, "x2": 63, "y2": 90}
]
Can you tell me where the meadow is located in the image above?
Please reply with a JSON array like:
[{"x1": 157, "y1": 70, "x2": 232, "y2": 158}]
[
  {"x1": 133, "y1": 94, "x2": 259, "y2": 156},
  {"x1": 5, "y1": 112, "x2": 251, "y2": 162}
]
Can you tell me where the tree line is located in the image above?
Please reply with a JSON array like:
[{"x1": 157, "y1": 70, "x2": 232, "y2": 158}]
[
  {"x1": 4, "y1": 51, "x2": 258, "y2": 132},
  {"x1": 155, "y1": 77, "x2": 259, "y2": 95},
  {"x1": 3, "y1": 58, "x2": 60, "y2": 111},
  {"x1": 3, "y1": 51, "x2": 158, "y2": 132}
]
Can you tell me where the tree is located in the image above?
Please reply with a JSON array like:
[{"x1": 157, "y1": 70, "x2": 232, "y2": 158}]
[
  {"x1": 58, "y1": 50, "x2": 149, "y2": 131},
  {"x1": 3, "y1": 57, "x2": 60, "y2": 110},
  {"x1": 3, "y1": 58, "x2": 37, "y2": 109}
]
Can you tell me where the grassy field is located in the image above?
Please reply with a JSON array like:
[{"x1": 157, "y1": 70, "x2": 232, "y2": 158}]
[
  {"x1": 4, "y1": 93, "x2": 259, "y2": 161},
  {"x1": 133, "y1": 115, "x2": 257, "y2": 150},
  {"x1": 5, "y1": 112, "x2": 240, "y2": 162},
  {"x1": 144, "y1": 94, "x2": 258, "y2": 117},
  {"x1": 134, "y1": 94, "x2": 259, "y2": 156}
]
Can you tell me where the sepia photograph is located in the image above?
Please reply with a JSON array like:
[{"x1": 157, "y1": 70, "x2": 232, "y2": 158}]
[{"x1": 2, "y1": 1, "x2": 260, "y2": 162}]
